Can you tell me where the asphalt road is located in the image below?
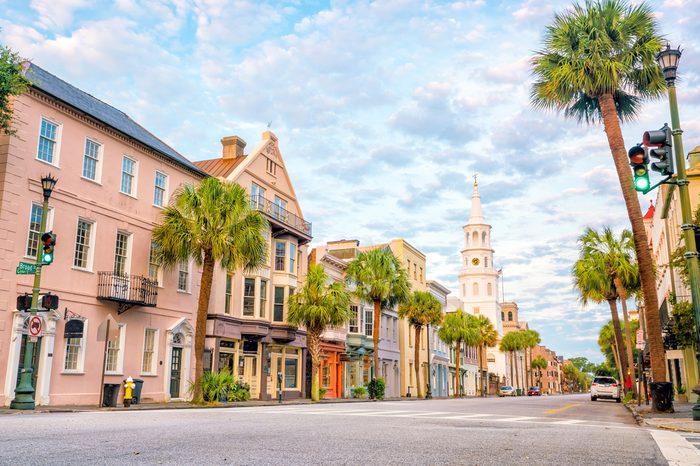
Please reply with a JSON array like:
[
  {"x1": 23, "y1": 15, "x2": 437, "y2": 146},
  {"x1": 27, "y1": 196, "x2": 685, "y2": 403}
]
[{"x1": 0, "y1": 394, "x2": 671, "y2": 465}]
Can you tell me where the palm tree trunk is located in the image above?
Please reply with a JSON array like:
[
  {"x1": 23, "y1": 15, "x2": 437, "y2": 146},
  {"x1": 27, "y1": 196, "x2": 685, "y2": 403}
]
[
  {"x1": 515, "y1": 351, "x2": 521, "y2": 393},
  {"x1": 611, "y1": 342, "x2": 624, "y2": 386},
  {"x1": 607, "y1": 298, "x2": 629, "y2": 387},
  {"x1": 308, "y1": 327, "x2": 322, "y2": 402},
  {"x1": 477, "y1": 344, "x2": 483, "y2": 396},
  {"x1": 192, "y1": 250, "x2": 215, "y2": 403},
  {"x1": 373, "y1": 300, "x2": 381, "y2": 380},
  {"x1": 455, "y1": 340, "x2": 462, "y2": 398},
  {"x1": 509, "y1": 351, "x2": 515, "y2": 389},
  {"x1": 414, "y1": 325, "x2": 422, "y2": 398},
  {"x1": 599, "y1": 93, "x2": 665, "y2": 382},
  {"x1": 614, "y1": 276, "x2": 638, "y2": 396}
]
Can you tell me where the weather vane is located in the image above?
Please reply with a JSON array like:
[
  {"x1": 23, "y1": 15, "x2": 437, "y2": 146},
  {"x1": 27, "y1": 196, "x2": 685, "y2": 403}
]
[
  {"x1": 267, "y1": 121, "x2": 272, "y2": 129},
  {"x1": 473, "y1": 173, "x2": 478, "y2": 186}
]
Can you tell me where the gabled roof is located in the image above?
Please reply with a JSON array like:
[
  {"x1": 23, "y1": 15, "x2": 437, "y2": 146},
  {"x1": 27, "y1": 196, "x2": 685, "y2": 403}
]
[
  {"x1": 643, "y1": 201, "x2": 655, "y2": 220},
  {"x1": 194, "y1": 157, "x2": 246, "y2": 178},
  {"x1": 26, "y1": 64, "x2": 207, "y2": 177}
]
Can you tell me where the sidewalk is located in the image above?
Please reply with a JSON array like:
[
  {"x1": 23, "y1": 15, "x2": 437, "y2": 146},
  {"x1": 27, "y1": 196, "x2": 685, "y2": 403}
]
[{"x1": 628, "y1": 400, "x2": 700, "y2": 433}]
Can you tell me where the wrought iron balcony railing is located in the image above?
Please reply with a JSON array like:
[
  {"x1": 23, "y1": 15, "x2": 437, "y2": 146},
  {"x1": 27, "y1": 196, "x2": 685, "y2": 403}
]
[
  {"x1": 97, "y1": 271, "x2": 158, "y2": 313},
  {"x1": 250, "y1": 194, "x2": 312, "y2": 238}
]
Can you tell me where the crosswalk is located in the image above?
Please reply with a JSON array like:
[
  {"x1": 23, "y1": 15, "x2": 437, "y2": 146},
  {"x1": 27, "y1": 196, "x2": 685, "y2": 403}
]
[{"x1": 650, "y1": 430, "x2": 700, "y2": 465}]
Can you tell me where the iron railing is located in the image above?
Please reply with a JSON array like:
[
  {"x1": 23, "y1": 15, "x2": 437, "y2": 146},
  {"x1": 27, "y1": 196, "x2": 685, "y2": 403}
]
[
  {"x1": 97, "y1": 272, "x2": 158, "y2": 307},
  {"x1": 250, "y1": 194, "x2": 312, "y2": 237}
]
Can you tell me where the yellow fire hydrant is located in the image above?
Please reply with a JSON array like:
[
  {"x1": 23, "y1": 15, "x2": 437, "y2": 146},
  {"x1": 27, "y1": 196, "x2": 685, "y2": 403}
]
[{"x1": 124, "y1": 376, "x2": 135, "y2": 408}]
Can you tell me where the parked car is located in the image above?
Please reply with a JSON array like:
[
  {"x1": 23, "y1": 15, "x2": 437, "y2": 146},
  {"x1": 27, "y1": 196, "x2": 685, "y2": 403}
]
[
  {"x1": 527, "y1": 386, "x2": 541, "y2": 396},
  {"x1": 590, "y1": 376, "x2": 621, "y2": 402},
  {"x1": 499, "y1": 386, "x2": 516, "y2": 397}
]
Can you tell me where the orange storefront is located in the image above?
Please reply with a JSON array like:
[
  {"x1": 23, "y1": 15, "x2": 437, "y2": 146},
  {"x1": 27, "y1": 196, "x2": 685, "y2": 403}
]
[{"x1": 319, "y1": 341, "x2": 345, "y2": 398}]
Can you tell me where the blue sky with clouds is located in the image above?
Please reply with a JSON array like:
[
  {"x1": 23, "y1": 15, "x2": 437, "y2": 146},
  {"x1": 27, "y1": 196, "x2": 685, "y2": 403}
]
[{"x1": 2, "y1": 0, "x2": 700, "y2": 363}]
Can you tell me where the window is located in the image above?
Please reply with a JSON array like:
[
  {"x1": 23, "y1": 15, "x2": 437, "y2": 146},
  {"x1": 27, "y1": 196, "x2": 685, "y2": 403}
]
[
  {"x1": 273, "y1": 196, "x2": 286, "y2": 220},
  {"x1": 120, "y1": 156, "x2": 137, "y2": 195},
  {"x1": 259, "y1": 279, "x2": 267, "y2": 318},
  {"x1": 266, "y1": 158, "x2": 277, "y2": 176},
  {"x1": 501, "y1": 312, "x2": 505, "y2": 321},
  {"x1": 322, "y1": 365, "x2": 331, "y2": 387},
  {"x1": 243, "y1": 278, "x2": 255, "y2": 316},
  {"x1": 73, "y1": 219, "x2": 93, "y2": 269},
  {"x1": 482, "y1": 231, "x2": 486, "y2": 245},
  {"x1": 364, "y1": 308, "x2": 373, "y2": 337},
  {"x1": 82, "y1": 139, "x2": 101, "y2": 181},
  {"x1": 113, "y1": 232, "x2": 130, "y2": 275},
  {"x1": 284, "y1": 355, "x2": 298, "y2": 389},
  {"x1": 274, "y1": 287, "x2": 285, "y2": 321},
  {"x1": 142, "y1": 329, "x2": 157, "y2": 374},
  {"x1": 37, "y1": 118, "x2": 59, "y2": 164},
  {"x1": 63, "y1": 320, "x2": 87, "y2": 373},
  {"x1": 225, "y1": 274, "x2": 233, "y2": 315},
  {"x1": 413, "y1": 264, "x2": 417, "y2": 280},
  {"x1": 275, "y1": 242, "x2": 286, "y2": 271},
  {"x1": 472, "y1": 282, "x2": 479, "y2": 296},
  {"x1": 484, "y1": 257, "x2": 488, "y2": 268},
  {"x1": 105, "y1": 325, "x2": 125, "y2": 374},
  {"x1": 349, "y1": 305, "x2": 359, "y2": 333},
  {"x1": 153, "y1": 171, "x2": 167, "y2": 207},
  {"x1": 251, "y1": 182, "x2": 265, "y2": 208},
  {"x1": 474, "y1": 307, "x2": 480, "y2": 314},
  {"x1": 289, "y1": 243, "x2": 296, "y2": 273},
  {"x1": 178, "y1": 261, "x2": 190, "y2": 292},
  {"x1": 462, "y1": 284, "x2": 466, "y2": 296},
  {"x1": 508, "y1": 311, "x2": 513, "y2": 321},
  {"x1": 26, "y1": 203, "x2": 52, "y2": 258},
  {"x1": 148, "y1": 241, "x2": 161, "y2": 285},
  {"x1": 487, "y1": 283, "x2": 493, "y2": 296},
  {"x1": 419, "y1": 267, "x2": 423, "y2": 282}
]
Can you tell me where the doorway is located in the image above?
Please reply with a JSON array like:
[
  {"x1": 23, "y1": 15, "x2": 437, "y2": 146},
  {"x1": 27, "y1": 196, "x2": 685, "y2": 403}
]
[
  {"x1": 16, "y1": 335, "x2": 42, "y2": 391},
  {"x1": 170, "y1": 344, "x2": 183, "y2": 399}
]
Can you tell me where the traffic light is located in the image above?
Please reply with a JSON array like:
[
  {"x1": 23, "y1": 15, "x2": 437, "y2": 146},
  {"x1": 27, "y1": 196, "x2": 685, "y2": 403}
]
[
  {"x1": 16, "y1": 294, "x2": 32, "y2": 311},
  {"x1": 40, "y1": 293, "x2": 59, "y2": 310},
  {"x1": 628, "y1": 144, "x2": 650, "y2": 192},
  {"x1": 644, "y1": 124, "x2": 674, "y2": 176},
  {"x1": 41, "y1": 232, "x2": 56, "y2": 265}
]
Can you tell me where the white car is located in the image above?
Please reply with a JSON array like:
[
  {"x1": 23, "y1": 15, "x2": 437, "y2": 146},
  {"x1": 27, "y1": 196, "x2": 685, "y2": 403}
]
[
  {"x1": 590, "y1": 376, "x2": 621, "y2": 402},
  {"x1": 499, "y1": 386, "x2": 516, "y2": 397}
]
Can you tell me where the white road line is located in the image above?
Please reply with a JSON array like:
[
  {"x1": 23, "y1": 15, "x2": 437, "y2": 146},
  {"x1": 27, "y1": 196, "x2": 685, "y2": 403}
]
[
  {"x1": 389, "y1": 411, "x2": 451, "y2": 417},
  {"x1": 650, "y1": 429, "x2": 700, "y2": 465},
  {"x1": 552, "y1": 419, "x2": 584, "y2": 425},
  {"x1": 492, "y1": 416, "x2": 537, "y2": 422},
  {"x1": 344, "y1": 410, "x2": 414, "y2": 416}
]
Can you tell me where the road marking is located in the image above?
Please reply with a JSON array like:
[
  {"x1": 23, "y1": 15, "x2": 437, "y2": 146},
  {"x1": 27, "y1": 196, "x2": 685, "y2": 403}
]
[
  {"x1": 492, "y1": 416, "x2": 537, "y2": 422},
  {"x1": 544, "y1": 404, "x2": 579, "y2": 414},
  {"x1": 441, "y1": 414, "x2": 492, "y2": 419},
  {"x1": 552, "y1": 419, "x2": 584, "y2": 425},
  {"x1": 650, "y1": 429, "x2": 700, "y2": 465},
  {"x1": 389, "y1": 411, "x2": 451, "y2": 417}
]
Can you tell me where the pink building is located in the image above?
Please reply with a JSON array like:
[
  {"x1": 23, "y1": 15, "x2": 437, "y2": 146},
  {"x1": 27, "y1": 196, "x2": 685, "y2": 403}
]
[{"x1": 0, "y1": 64, "x2": 205, "y2": 406}]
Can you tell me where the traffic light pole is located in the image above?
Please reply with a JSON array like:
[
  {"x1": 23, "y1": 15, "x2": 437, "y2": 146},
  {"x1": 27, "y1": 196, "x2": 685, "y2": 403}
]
[
  {"x1": 10, "y1": 194, "x2": 48, "y2": 410},
  {"x1": 666, "y1": 83, "x2": 700, "y2": 420}
]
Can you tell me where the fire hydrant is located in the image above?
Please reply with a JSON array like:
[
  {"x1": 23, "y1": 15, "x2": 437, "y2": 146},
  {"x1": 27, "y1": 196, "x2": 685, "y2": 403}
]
[{"x1": 124, "y1": 376, "x2": 135, "y2": 408}]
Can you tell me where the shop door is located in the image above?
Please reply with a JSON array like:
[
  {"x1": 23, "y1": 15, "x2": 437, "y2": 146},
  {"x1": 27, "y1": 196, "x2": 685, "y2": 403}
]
[
  {"x1": 243, "y1": 356, "x2": 258, "y2": 398},
  {"x1": 170, "y1": 347, "x2": 182, "y2": 398},
  {"x1": 16, "y1": 336, "x2": 42, "y2": 390}
]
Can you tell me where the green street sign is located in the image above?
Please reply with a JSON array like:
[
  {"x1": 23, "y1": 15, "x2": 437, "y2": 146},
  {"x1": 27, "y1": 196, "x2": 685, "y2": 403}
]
[{"x1": 16, "y1": 262, "x2": 37, "y2": 275}]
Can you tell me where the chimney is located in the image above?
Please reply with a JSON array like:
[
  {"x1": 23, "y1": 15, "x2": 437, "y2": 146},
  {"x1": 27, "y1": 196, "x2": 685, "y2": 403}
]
[{"x1": 221, "y1": 136, "x2": 246, "y2": 159}]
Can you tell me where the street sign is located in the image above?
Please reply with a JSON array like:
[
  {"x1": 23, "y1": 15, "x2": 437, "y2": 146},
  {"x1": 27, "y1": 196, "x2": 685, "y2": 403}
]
[
  {"x1": 16, "y1": 262, "x2": 37, "y2": 275},
  {"x1": 28, "y1": 315, "x2": 43, "y2": 337},
  {"x1": 636, "y1": 328, "x2": 645, "y2": 350}
]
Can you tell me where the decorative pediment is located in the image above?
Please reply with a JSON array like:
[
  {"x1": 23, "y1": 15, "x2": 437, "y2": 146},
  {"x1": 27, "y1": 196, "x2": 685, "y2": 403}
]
[{"x1": 263, "y1": 141, "x2": 279, "y2": 161}]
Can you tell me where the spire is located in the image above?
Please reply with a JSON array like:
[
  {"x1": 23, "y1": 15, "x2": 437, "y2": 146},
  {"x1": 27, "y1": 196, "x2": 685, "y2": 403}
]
[{"x1": 468, "y1": 178, "x2": 485, "y2": 225}]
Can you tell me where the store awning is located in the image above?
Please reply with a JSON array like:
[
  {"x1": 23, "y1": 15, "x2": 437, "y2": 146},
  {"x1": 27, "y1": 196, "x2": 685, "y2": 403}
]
[{"x1": 64, "y1": 319, "x2": 84, "y2": 339}]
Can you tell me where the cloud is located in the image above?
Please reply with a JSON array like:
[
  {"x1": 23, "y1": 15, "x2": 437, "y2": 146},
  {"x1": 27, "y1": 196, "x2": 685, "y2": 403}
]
[{"x1": 30, "y1": 0, "x2": 90, "y2": 30}]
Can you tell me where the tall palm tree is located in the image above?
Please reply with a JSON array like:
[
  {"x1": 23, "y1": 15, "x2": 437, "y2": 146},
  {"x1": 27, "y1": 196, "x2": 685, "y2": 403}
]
[
  {"x1": 531, "y1": 356, "x2": 548, "y2": 390},
  {"x1": 475, "y1": 315, "x2": 497, "y2": 396},
  {"x1": 580, "y1": 227, "x2": 639, "y2": 395},
  {"x1": 439, "y1": 310, "x2": 479, "y2": 397},
  {"x1": 599, "y1": 320, "x2": 624, "y2": 383},
  {"x1": 524, "y1": 330, "x2": 541, "y2": 388},
  {"x1": 152, "y1": 177, "x2": 268, "y2": 402},
  {"x1": 573, "y1": 246, "x2": 629, "y2": 387},
  {"x1": 398, "y1": 290, "x2": 443, "y2": 398},
  {"x1": 288, "y1": 264, "x2": 353, "y2": 401},
  {"x1": 531, "y1": 0, "x2": 667, "y2": 382},
  {"x1": 500, "y1": 332, "x2": 517, "y2": 390},
  {"x1": 346, "y1": 247, "x2": 410, "y2": 380}
]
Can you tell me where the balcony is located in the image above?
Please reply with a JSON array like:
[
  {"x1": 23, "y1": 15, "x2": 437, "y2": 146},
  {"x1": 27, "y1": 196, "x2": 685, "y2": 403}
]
[
  {"x1": 250, "y1": 195, "x2": 312, "y2": 244},
  {"x1": 97, "y1": 272, "x2": 158, "y2": 314}
]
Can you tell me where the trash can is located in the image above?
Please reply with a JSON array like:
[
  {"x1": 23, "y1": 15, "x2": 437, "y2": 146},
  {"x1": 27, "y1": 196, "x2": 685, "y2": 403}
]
[
  {"x1": 650, "y1": 381, "x2": 674, "y2": 412},
  {"x1": 102, "y1": 383, "x2": 120, "y2": 407},
  {"x1": 132, "y1": 379, "x2": 144, "y2": 405}
]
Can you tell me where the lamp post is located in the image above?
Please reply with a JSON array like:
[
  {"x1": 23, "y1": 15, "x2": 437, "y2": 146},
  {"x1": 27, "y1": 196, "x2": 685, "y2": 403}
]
[
  {"x1": 11, "y1": 174, "x2": 57, "y2": 410},
  {"x1": 426, "y1": 324, "x2": 432, "y2": 399},
  {"x1": 656, "y1": 44, "x2": 700, "y2": 419}
]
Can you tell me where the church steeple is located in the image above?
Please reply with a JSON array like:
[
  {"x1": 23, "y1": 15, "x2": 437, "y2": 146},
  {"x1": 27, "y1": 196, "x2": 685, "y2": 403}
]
[{"x1": 468, "y1": 177, "x2": 485, "y2": 225}]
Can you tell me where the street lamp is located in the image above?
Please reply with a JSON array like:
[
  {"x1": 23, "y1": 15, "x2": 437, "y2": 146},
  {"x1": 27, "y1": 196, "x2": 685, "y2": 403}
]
[
  {"x1": 656, "y1": 43, "x2": 700, "y2": 418},
  {"x1": 11, "y1": 174, "x2": 57, "y2": 410}
]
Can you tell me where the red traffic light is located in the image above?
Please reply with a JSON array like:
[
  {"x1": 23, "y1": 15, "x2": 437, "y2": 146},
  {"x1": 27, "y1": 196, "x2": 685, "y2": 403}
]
[{"x1": 628, "y1": 146, "x2": 646, "y2": 165}]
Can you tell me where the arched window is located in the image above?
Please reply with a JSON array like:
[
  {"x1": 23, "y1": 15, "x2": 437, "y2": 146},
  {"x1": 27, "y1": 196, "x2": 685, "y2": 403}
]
[
  {"x1": 501, "y1": 312, "x2": 504, "y2": 321},
  {"x1": 462, "y1": 284, "x2": 466, "y2": 296},
  {"x1": 487, "y1": 283, "x2": 492, "y2": 296},
  {"x1": 484, "y1": 257, "x2": 488, "y2": 268},
  {"x1": 508, "y1": 311, "x2": 513, "y2": 321},
  {"x1": 472, "y1": 231, "x2": 478, "y2": 243},
  {"x1": 473, "y1": 282, "x2": 479, "y2": 296},
  {"x1": 482, "y1": 231, "x2": 486, "y2": 245},
  {"x1": 465, "y1": 233, "x2": 469, "y2": 245}
]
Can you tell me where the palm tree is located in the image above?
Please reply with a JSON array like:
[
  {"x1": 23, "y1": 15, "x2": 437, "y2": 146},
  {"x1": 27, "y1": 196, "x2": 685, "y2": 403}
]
[
  {"x1": 475, "y1": 315, "x2": 497, "y2": 396},
  {"x1": 288, "y1": 264, "x2": 353, "y2": 401},
  {"x1": 579, "y1": 227, "x2": 639, "y2": 396},
  {"x1": 599, "y1": 320, "x2": 624, "y2": 383},
  {"x1": 152, "y1": 177, "x2": 268, "y2": 403},
  {"x1": 439, "y1": 310, "x2": 479, "y2": 397},
  {"x1": 500, "y1": 332, "x2": 517, "y2": 390},
  {"x1": 573, "y1": 246, "x2": 629, "y2": 388},
  {"x1": 346, "y1": 247, "x2": 410, "y2": 380},
  {"x1": 531, "y1": 0, "x2": 667, "y2": 382},
  {"x1": 398, "y1": 290, "x2": 443, "y2": 398},
  {"x1": 531, "y1": 356, "x2": 548, "y2": 390},
  {"x1": 522, "y1": 330, "x2": 540, "y2": 388}
]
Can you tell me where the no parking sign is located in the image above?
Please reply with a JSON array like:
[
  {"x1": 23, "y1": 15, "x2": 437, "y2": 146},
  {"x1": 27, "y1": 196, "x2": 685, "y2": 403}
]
[{"x1": 28, "y1": 315, "x2": 43, "y2": 337}]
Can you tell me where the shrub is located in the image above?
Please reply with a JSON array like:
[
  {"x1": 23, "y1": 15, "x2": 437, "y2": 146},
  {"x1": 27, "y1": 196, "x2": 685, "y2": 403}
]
[
  {"x1": 352, "y1": 386, "x2": 367, "y2": 398},
  {"x1": 367, "y1": 378, "x2": 386, "y2": 400},
  {"x1": 623, "y1": 391, "x2": 635, "y2": 404},
  {"x1": 318, "y1": 388, "x2": 327, "y2": 399},
  {"x1": 193, "y1": 370, "x2": 250, "y2": 403},
  {"x1": 677, "y1": 385, "x2": 687, "y2": 395}
]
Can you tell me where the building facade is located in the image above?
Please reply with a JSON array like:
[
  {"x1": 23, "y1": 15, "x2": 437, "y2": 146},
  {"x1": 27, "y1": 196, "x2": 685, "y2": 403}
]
[
  {"x1": 531, "y1": 345, "x2": 562, "y2": 395},
  {"x1": 427, "y1": 280, "x2": 451, "y2": 398},
  {"x1": 196, "y1": 132, "x2": 311, "y2": 400},
  {"x1": 1, "y1": 64, "x2": 205, "y2": 406},
  {"x1": 501, "y1": 301, "x2": 528, "y2": 390}
]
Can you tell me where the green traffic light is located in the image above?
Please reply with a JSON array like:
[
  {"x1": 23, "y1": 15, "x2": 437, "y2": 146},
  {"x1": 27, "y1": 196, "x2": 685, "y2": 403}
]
[
  {"x1": 634, "y1": 175, "x2": 650, "y2": 192},
  {"x1": 42, "y1": 253, "x2": 53, "y2": 264}
]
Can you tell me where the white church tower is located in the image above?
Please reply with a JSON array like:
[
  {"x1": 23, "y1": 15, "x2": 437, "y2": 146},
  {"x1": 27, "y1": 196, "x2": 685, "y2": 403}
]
[{"x1": 458, "y1": 178, "x2": 508, "y2": 382}]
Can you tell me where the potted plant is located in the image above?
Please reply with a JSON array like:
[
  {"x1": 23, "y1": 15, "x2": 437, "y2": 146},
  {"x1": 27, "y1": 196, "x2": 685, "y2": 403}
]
[
  {"x1": 677, "y1": 384, "x2": 688, "y2": 403},
  {"x1": 318, "y1": 388, "x2": 327, "y2": 399}
]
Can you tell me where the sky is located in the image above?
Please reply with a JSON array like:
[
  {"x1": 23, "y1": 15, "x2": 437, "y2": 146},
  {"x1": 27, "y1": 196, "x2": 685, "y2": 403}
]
[{"x1": 2, "y1": 0, "x2": 700, "y2": 363}]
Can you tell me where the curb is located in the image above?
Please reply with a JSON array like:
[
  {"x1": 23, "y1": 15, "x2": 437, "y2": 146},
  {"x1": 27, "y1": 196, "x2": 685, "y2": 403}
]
[{"x1": 624, "y1": 402, "x2": 646, "y2": 427}]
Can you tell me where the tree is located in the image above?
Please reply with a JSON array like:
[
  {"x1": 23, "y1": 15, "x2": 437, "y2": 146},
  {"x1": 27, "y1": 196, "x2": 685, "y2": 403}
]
[
  {"x1": 439, "y1": 310, "x2": 479, "y2": 397},
  {"x1": 524, "y1": 330, "x2": 541, "y2": 387},
  {"x1": 568, "y1": 357, "x2": 596, "y2": 374},
  {"x1": 499, "y1": 332, "x2": 518, "y2": 390},
  {"x1": 579, "y1": 227, "x2": 639, "y2": 395},
  {"x1": 531, "y1": 356, "x2": 548, "y2": 389},
  {"x1": 531, "y1": 0, "x2": 667, "y2": 382},
  {"x1": 475, "y1": 315, "x2": 497, "y2": 396},
  {"x1": 672, "y1": 301, "x2": 696, "y2": 349},
  {"x1": 398, "y1": 290, "x2": 443, "y2": 398},
  {"x1": 288, "y1": 264, "x2": 352, "y2": 401},
  {"x1": 346, "y1": 247, "x2": 410, "y2": 380},
  {"x1": 152, "y1": 177, "x2": 268, "y2": 403},
  {"x1": 0, "y1": 39, "x2": 30, "y2": 135},
  {"x1": 599, "y1": 320, "x2": 625, "y2": 382}
]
